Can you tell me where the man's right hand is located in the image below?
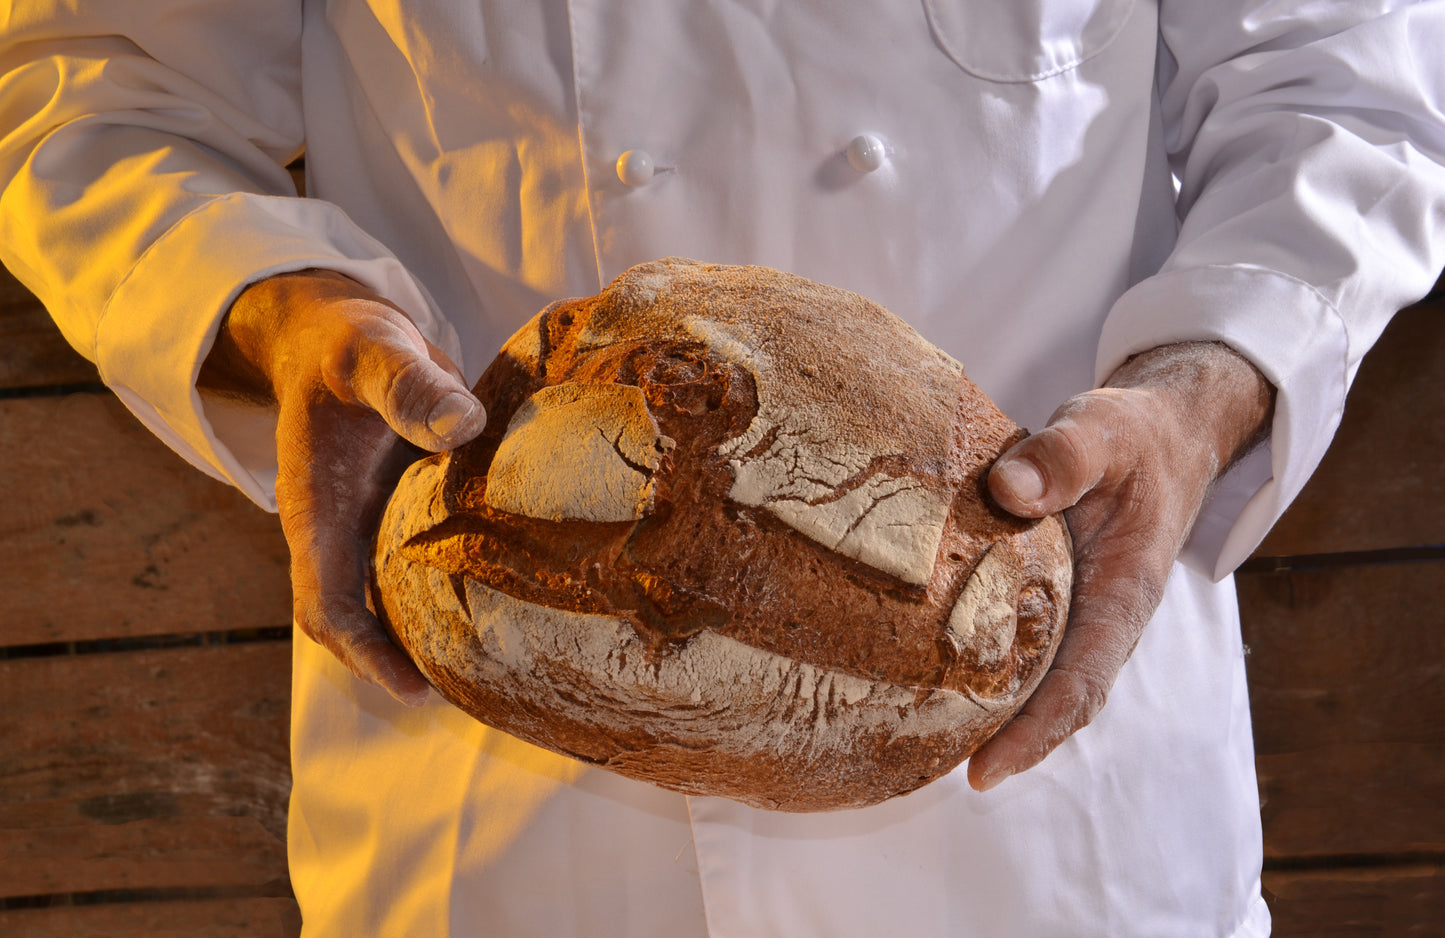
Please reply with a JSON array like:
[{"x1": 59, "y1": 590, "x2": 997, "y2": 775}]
[{"x1": 199, "y1": 269, "x2": 487, "y2": 705}]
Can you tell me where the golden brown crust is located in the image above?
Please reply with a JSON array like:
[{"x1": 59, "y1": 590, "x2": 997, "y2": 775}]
[{"x1": 374, "y1": 258, "x2": 1072, "y2": 811}]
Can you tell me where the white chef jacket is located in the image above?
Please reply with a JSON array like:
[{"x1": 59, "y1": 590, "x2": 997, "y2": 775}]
[{"x1": 4, "y1": 1, "x2": 1445, "y2": 935}]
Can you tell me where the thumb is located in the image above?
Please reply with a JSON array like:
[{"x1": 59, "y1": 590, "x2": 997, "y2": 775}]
[
  {"x1": 334, "y1": 321, "x2": 487, "y2": 452},
  {"x1": 988, "y1": 399, "x2": 1116, "y2": 518}
]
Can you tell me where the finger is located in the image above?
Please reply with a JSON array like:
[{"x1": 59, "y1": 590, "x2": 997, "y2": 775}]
[
  {"x1": 422, "y1": 335, "x2": 469, "y2": 385},
  {"x1": 277, "y1": 407, "x2": 431, "y2": 706},
  {"x1": 967, "y1": 663, "x2": 1112, "y2": 792},
  {"x1": 967, "y1": 518, "x2": 1175, "y2": 791},
  {"x1": 966, "y1": 588, "x2": 1145, "y2": 791},
  {"x1": 294, "y1": 590, "x2": 431, "y2": 707},
  {"x1": 329, "y1": 318, "x2": 487, "y2": 452},
  {"x1": 285, "y1": 493, "x2": 433, "y2": 706},
  {"x1": 988, "y1": 391, "x2": 1127, "y2": 518}
]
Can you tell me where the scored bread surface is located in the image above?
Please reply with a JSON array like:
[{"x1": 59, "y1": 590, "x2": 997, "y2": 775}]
[{"x1": 374, "y1": 258, "x2": 1072, "y2": 811}]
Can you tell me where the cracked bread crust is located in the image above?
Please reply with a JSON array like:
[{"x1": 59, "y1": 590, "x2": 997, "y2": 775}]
[{"x1": 374, "y1": 258, "x2": 1072, "y2": 811}]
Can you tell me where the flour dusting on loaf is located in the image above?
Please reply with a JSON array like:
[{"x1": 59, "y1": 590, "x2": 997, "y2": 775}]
[
  {"x1": 374, "y1": 258, "x2": 1072, "y2": 811},
  {"x1": 483, "y1": 383, "x2": 674, "y2": 522}
]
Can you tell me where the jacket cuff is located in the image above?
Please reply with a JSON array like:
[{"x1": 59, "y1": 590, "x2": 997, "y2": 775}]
[
  {"x1": 1097, "y1": 264, "x2": 1349, "y2": 578},
  {"x1": 94, "y1": 191, "x2": 459, "y2": 512}
]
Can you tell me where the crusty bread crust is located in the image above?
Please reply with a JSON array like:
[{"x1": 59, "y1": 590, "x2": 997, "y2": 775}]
[{"x1": 374, "y1": 258, "x2": 1071, "y2": 811}]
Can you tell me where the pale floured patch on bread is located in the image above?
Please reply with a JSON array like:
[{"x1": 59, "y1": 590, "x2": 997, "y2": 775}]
[
  {"x1": 483, "y1": 383, "x2": 675, "y2": 523},
  {"x1": 948, "y1": 541, "x2": 1022, "y2": 667},
  {"x1": 716, "y1": 413, "x2": 950, "y2": 586}
]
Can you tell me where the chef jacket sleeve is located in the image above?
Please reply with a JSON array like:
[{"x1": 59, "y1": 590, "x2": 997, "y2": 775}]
[
  {"x1": 1098, "y1": 0, "x2": 1445, "y2": 579},
  {"x1": 0, "y1": 3, "x2": 456, "y2": 511}
]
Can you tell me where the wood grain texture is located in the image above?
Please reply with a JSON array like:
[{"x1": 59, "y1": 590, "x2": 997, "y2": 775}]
[
  {"x1": 1257, "y1": 295, "x2": 1445, "y2": 557},
  {"x1": 0, "y1": 818, "x2": 288, "y2": 897},
  {"x1": 0, "y1": 898, "x2": 301, "y2": 938},
  {"x1": 1239, "y1": 560, "x2": 1445, "y2": 860},
  {"x1": 1264, "y1": 864, "x2": 1445, "y2": 937},
  {"x1": 0, "y1": 642, "x2": 292, "y2": 895},
  {"x1": 0, "y1": 393, "x2": 290, "y2": 646},
  {"x1": 0, "y1": 266, "x2": 99, "y2": 391}
]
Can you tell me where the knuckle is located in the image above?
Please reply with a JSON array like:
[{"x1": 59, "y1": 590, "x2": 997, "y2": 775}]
[
  {"x1": 1045, "y1": 420, "x2": 1094, "y2": 469},
  {"x1": 1023, "y1": 419, "x2": 1099, "y2": 499},
  {"x1": 291, "y1": 594, "x2": 325, "y2": 644},
  {"x1": 320, "y1": 309, "x2": 436, "y2": 414},
  {"x1": 316, "y1": 322, "x2": 371, "y2": 403},
  {"x1": 383, "y1": 354, "x2": 442, "y2": 420},
  {"x1": 294, "y1": 592, "x2": 379, "y2": 659},
  {"x1": 1050, "y1": 667, "x2": 1112, "y2": 731},
  {"x1": 1078, "y1": 549, "x2": 1173, "y2": 626},
  {"x1": 277, "y1": 501, "x2": 339, "y2": 557}
]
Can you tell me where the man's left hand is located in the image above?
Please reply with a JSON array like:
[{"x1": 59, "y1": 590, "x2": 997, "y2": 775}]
[{"x1": 967, "y1": 341, "x2": 1275, "y2": 792}]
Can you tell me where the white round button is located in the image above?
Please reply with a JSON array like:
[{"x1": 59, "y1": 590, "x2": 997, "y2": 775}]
[
  {"x1": 845, "y1": 134, "x2": 886, "y2": 173},
  {"x1": 616, "y1": 149, "x2": 655, "y2": 187}
]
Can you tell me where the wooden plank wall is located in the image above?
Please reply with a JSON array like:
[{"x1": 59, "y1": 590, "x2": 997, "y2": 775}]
[
  {"x1": 1239, "y1": 284, "x2": 1445, "y2": 934},
  {"x1": 1, "y1": 257, "x2": 1441, "y2": 935},
  {"x1": 0, "y1": 269, "x2": 300, "y2": 935}
]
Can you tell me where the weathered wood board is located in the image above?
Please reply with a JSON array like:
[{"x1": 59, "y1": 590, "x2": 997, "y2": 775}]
[
  {"x1": 1264, "y1": 864, "x2": 1445, "y2": 937},
  {"x1": 0, "y1": 643, "x2": 293, "y2": 900},
  {"x1": 1240, "y1": 559, "x2": 1445, "y2": 862},
  {"x1": 0, "y1": 392, "x2": 291, "y2": 646},
  {"x1": 0, "y1": 898, "x2": 302, "y2": 938},
  {"x1": 0, "y1": 818, "x2": 288, "y2": 898}
]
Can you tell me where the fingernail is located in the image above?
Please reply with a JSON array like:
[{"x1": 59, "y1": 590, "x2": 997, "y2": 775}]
[
  {"x1": 977, "y1": 766, "x2": 1013, "y2": 793},
  {"x1": 427, "y1": 392, "x2": 478, "y2": 437},
  {"x1": 995, "y1": 457, "x2": 1045, "y2": 502}
]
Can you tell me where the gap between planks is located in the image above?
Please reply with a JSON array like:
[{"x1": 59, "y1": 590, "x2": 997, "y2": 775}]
[
  {"x1": 0, "y1": 626, "x2": 292, "y2": 660},
  {"x1": 1241, "y1": 545, "x2": 1445, "y2": 573}
]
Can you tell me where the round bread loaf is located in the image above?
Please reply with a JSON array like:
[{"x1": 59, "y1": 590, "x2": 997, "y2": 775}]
[{"x1": 373, "y1": 258, "x2": 1071, "y2": 811}]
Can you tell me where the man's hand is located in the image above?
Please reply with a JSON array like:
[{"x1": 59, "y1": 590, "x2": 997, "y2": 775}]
[
  {"x1": 967, "y1": 341, "x2": 1275, "y2": 791},
  {"x1": 199, "y1": 269, "x2": 486, "y2": 706}
]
